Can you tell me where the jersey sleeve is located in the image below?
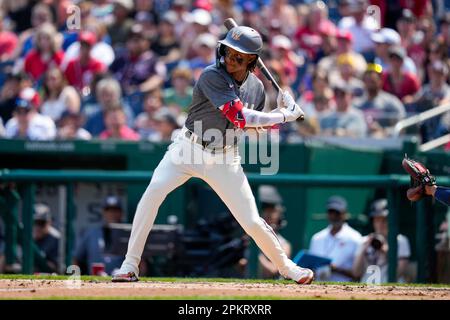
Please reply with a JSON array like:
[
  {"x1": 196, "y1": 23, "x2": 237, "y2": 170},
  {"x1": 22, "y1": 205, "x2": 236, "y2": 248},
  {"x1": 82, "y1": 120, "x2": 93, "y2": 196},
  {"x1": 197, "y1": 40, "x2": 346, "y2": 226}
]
[
  {"x1": 255, "y1": 90, "x2": 266, "y2": 111},
  {"x1": 197, "y1": 70, "x2": 238, "y2": 109}
]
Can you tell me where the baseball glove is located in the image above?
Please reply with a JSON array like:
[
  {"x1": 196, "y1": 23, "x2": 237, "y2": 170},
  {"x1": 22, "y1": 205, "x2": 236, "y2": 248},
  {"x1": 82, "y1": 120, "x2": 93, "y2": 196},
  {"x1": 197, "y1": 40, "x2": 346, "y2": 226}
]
[{"x1": 402, "y1": 156, "x2": 436, "y2": 201}]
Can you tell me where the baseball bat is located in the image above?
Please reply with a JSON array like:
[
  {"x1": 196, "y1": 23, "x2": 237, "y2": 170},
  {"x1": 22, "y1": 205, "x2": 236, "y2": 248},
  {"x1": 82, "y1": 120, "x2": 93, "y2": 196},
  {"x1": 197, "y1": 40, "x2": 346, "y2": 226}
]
[{"x1": 223, "y1": 18, "x2": 304, "y2": 121}]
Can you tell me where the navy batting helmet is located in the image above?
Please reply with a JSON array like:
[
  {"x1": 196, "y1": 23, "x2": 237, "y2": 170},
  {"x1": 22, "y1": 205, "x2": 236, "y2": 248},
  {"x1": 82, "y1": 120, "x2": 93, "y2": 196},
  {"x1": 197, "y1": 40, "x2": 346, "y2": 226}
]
[{"x1": 216, "y1": 26, "x2": 263, "y2": 71}]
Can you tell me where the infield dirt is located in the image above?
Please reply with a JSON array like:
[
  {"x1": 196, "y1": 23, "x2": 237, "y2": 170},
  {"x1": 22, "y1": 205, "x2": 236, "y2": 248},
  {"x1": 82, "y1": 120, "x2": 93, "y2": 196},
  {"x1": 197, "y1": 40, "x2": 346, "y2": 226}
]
[{"x1": 0, "y1": 279, "x2": 449, "y2": 299}]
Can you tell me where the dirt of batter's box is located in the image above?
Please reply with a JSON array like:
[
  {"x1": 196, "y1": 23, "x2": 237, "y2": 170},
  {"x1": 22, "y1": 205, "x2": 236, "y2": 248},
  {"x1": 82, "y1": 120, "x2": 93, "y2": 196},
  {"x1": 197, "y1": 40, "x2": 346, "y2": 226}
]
[{"x1": 0, "y1": 280, "x2": 449, "y2": 300}]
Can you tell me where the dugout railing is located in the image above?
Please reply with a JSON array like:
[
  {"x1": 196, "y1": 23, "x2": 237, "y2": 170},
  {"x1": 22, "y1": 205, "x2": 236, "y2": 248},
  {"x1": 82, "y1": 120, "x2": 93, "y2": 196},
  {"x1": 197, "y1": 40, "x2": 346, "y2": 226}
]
[{"x1": 1, "y1": 169, "x2": 449, "y2": 283}]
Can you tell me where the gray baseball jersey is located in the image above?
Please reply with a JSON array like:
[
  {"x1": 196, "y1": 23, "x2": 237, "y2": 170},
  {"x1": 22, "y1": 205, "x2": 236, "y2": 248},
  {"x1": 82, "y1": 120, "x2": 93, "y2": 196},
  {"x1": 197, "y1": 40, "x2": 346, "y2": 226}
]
[{"x1": 185, "y1": 64, "x2": 265, "y2": 148}]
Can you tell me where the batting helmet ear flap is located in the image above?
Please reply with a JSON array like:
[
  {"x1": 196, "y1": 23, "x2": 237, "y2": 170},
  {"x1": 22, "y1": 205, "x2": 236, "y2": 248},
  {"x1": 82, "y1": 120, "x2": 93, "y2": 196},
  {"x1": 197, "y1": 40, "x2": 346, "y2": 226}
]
[{"x1": 216, "y1": 43, "x2": 226, "y2": 68}]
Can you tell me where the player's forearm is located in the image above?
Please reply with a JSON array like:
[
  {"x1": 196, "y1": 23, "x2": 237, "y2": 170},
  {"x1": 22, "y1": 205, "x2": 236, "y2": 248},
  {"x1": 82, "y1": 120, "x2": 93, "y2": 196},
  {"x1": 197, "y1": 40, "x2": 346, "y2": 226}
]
[
  {"x1": 241, "y1": 108, "x2": 284, "y2": 127},
  {"x1": 435, "y1": 186, "x2": 450, "y2": 206}
]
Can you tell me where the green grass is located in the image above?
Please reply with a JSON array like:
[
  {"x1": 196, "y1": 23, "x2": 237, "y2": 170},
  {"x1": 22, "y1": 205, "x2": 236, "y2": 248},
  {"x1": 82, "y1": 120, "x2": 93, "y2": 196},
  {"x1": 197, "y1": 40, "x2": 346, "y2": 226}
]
[{"x1": 0, "y1": 274, "x2": 449, "y2": 288}]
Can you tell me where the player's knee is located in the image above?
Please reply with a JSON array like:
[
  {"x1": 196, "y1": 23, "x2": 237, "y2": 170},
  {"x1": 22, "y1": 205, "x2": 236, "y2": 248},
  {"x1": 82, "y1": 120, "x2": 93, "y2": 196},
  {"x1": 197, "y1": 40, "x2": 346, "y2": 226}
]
[{"x1": 143, "y1": 180, "x2": 169, "y2": 201}]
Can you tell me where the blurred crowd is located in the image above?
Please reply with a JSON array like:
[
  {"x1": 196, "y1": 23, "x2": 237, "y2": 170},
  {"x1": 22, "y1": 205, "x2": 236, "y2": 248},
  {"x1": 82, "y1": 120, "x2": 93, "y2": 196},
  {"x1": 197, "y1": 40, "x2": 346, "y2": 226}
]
[{"x1": 0, "y1": 0, "x2": 449, "y2": 147}]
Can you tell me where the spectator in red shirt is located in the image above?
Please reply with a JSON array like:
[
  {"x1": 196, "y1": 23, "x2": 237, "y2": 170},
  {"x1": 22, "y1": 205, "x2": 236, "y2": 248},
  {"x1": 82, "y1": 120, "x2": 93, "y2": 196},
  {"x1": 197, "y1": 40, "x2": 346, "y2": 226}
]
[
  {"x1": 64, "y1": 31, "x2": 106, "y2": 94},
  {"x1": 99, "y1": 106, "x2": 140, "y2": 141},
  {"x1": 0, "y1": 11, "x2": 18, "y2": 62},
  {"x1": 382, "y1": 46, "x2": 420, "y2": 104},
  {"x1": 294, "y1": 1, "x2": 336, "y2": 60},
  {"x1": 24, "y1": 23, "x2": 64, "y2": 82}
]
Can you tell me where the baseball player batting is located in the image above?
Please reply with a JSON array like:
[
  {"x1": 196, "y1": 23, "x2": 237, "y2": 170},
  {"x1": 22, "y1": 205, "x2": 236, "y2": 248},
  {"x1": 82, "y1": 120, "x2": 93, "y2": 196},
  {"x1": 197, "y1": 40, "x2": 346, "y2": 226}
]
[{"x1": 112, "y1": 26, "x2": 314, "y2": 284}]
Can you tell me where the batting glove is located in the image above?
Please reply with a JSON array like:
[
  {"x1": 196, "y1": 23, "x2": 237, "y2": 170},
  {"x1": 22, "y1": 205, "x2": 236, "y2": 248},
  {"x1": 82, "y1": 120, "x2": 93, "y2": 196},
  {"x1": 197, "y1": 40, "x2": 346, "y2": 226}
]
[{"x1": 276, "y1": 90, "x2": 305, "y2": 123}]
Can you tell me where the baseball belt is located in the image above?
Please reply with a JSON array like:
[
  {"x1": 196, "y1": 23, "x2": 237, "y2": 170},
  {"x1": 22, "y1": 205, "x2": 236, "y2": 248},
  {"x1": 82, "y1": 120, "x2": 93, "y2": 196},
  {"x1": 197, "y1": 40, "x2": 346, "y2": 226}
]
[{"x1": 184, "y1": 129, "x2": 236, "y2": 154}]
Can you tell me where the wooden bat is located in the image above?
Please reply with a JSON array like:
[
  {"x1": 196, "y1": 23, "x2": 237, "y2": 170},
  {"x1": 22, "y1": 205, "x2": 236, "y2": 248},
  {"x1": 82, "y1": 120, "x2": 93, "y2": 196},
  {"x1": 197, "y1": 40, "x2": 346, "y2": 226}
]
[{"x1": 223, "y1": 18, "x2": 304, "y2": 121}]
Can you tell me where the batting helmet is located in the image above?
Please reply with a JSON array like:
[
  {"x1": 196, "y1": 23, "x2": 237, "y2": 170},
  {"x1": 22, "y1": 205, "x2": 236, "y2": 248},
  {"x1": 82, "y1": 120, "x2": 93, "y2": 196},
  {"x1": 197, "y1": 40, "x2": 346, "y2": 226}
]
[{"x1": 216, "y1": 26, "x2": 263, "y2": 71}]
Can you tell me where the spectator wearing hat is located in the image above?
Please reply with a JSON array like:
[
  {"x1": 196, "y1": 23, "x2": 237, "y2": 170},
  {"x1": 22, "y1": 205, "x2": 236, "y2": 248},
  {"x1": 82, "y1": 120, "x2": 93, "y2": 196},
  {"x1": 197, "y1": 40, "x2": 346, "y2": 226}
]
[
  {"x1": 189, "y1": 33, "x2": 217, "y2": 80},
  {"x1": 318, "y1": 29, "x2": 367, "y2": 79},
  {"x1": 99, "y1": 105, "x2": 140, "y2": 141},
  {"x1": 382, "y1": 46, "x2": 421, "y2": 105},
  {"x1": 73, "y1": 195, "x2": 126, "y2": 275},
  {"x1": 63, "y1": 31, "x2": 107, "y2": 93},
  {"x1": 329, "y1": 53, "x2": 365, "y2": 97},
  {"x1": 1, "y1": 77, "x2": 41, "y2": 124},
  {"x1": 270, "y1": 35, "x2": 300, "y2": 86},
  {"x1": 163, "y1": 67, "x2": 194, "y2": 113},
  {"x1": 151, "y1": 11, "x2": 181, "y2": 64},
  {"x1": 23, "y1": 23, "x2": 64, "y2": 83},
  {"x1": 109, "y1": 24, "x2": 166, "y2": 96},
  {"x1": 62, "y1": 21, "x2": 116, "y2": 70},
  {"x1": 397, "y1": 10, "x2": 432, "y2": 77},
  {"x1": 257, "y1": 185, "x2": 291, "y2": 280},
  {"x1": 320, "y1": 83, "x2": 368, "y2": 138},
  {"x1": 150, "y1": 108, "x2": 181, "y2": 143},
  {"x1": 41, "y1": 67, "x2": 80, "y2": 123},
  {"x1": 107, "y1": 0, "x2": 135, "y2": 48},
  {"x1": 353, "y1": 199, "x2": 411, "y2": 283},
  {"x1": 371, "y1": 28, "x2": 417, "y2": 76},
  {"x1": 4, "y1": 97, "x2": 56, "y2": 140},
  {"x1": 395, "y1": 9, "x2": 416, "y2": 47},
  {"x1": 309, "y1": 196, "x2": 362, "y2": 282},
  {"x1": 33, "y1": 203, "x2": 61, "y2": 273},
  {"x1": 355, "y1": 65, "x2": 406, "y2": 138},
  {"x1": 57, "y1": 110, "x2": 92, "y2": 141},
  {"x1": 338, "y1": 0, "x2": 378, "y2": 55}
]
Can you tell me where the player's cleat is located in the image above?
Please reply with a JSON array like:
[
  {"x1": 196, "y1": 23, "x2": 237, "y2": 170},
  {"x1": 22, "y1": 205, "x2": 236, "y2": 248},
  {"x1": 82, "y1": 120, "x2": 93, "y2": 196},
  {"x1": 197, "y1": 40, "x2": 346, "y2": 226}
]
[
  {"x1": 288, "y1": 266, "x2": 314, "y2": 285},
  {"x1": 111, "y1": 272, "x2": 139, "y2": 283}
]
